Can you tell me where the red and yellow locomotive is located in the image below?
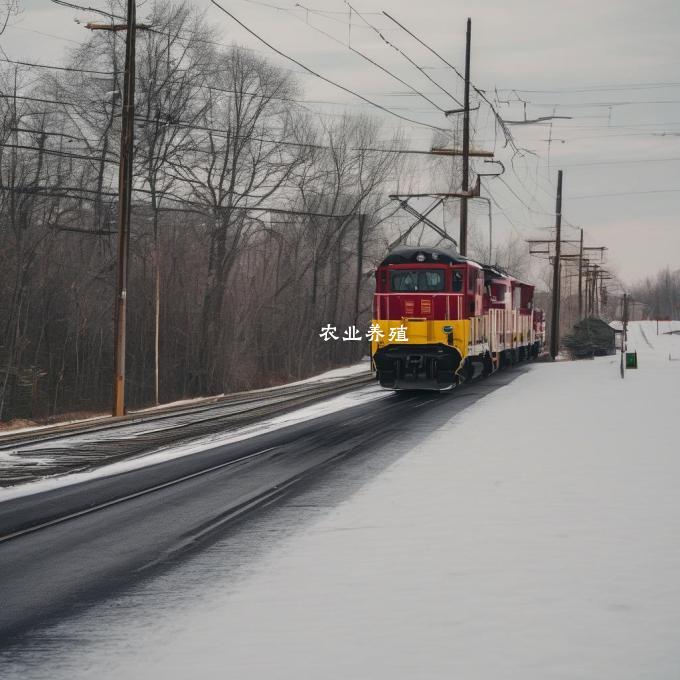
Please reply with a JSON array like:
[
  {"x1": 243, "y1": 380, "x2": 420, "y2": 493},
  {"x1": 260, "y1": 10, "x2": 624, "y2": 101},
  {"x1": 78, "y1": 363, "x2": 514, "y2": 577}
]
[{"x1": 370, "y1": 246, "x2": 544, "y2": 389}]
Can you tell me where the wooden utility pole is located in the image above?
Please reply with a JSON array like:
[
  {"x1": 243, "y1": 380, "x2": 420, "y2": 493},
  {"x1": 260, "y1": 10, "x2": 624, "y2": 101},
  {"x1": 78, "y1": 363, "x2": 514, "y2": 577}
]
[
  {"x1": 353, "y1": 213, "x2": 366, "y2": 326},
  {"x1": 620, "y1": 292, "x2": 629, "y2": 378},
  {"x1": 589, "y1": 266, "x2": 598, "y2": 317},
  {"x1": 113, "y1": 0, "x2": 137, "y2": 416},
  {"x1": 550, "y1": 169, "x2": 563, "y2": 359},
  {"x1": 459, "y1": 17, "x2": 471, "y2": 256},
  {"x1": 484, "y1": 197, "x2": 493, "y2": 263},
  {"x1": 88, "y1": 0, "x2": 138, "y2": 416},
  {"x1": 577, "y1": 227, "x2": 584, "y2": 319}
]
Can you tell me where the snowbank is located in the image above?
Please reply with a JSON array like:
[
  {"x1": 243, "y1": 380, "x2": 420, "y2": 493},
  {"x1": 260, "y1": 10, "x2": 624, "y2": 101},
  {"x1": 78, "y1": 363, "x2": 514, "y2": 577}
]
[{"x1": 50, "y1": 321, "x2": 680, "y2": 679}]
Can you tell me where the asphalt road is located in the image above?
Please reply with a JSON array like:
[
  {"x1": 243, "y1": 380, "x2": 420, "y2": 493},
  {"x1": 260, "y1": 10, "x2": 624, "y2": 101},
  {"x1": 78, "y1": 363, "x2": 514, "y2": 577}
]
[{"x1": 0, "y1": 367, "x2": 527, "y2": 644}]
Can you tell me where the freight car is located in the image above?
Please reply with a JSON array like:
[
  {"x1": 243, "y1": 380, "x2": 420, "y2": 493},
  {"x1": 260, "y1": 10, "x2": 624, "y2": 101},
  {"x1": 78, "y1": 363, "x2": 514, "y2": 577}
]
[{"x1": 370, "y1": 246, "x2": 545, "y2": 389}]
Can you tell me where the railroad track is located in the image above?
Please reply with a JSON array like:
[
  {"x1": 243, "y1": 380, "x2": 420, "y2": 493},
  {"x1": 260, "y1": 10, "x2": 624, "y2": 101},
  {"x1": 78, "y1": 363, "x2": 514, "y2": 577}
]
[{"x1": 0, "y1": 371, "x2": 376, "y2": 486}]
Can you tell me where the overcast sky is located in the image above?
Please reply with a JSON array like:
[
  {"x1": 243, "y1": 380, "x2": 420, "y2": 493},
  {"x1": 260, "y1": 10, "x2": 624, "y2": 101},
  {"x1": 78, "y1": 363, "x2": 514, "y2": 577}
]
[{"x1": 3, "y1": 0, "x2": 679, "y2": 283}]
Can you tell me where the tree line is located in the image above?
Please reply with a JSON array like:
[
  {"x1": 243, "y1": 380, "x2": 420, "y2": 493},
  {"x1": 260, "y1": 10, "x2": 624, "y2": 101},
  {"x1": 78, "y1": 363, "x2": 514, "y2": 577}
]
[
  {"x1": 631, "y1": 267, "x2": 680, "y2": 320},
  {"x1": 0, "y1": 1, "x2": 407, "y2": 421}
]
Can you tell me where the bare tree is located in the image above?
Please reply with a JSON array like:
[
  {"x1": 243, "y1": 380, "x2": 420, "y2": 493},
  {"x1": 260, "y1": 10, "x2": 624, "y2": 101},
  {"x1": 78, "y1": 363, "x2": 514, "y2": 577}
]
[
  {"x1": 134, "y1": 2, "x2": 216, "y2": 404},
  {"x1": 0, "y1": 1, "x2": 417, "y2": 423},
  {"x1": 0, "y1": 0, "x2": 20, "y2": 36},
  {"x1": 172, "y1": 47, "x2": 306, "y2": 392}
]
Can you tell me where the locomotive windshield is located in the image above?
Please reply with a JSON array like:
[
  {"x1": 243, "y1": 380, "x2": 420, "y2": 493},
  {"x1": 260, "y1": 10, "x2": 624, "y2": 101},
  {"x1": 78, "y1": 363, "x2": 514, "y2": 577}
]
[{"x1": 390, "y1": 269, "x2": 444, "y2": 292}]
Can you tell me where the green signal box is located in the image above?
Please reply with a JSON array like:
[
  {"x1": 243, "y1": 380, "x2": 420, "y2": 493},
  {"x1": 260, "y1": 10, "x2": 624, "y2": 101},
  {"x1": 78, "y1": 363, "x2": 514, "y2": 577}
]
[{"x1": 625, "y1": 351, "x2": 638, "y2": 369}]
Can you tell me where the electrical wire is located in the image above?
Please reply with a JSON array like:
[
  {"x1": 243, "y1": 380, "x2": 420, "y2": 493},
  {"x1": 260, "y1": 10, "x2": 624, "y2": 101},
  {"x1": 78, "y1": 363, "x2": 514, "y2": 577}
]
[
  {"x1": 528, "y1": 99, "x2": 680, "y2": 108},
  {"x1": 346, "y1": 3, "x2": 462, "y2": 108},
  {"x1": 208, "y1": 0, "x2": 450, "y2": 135},
  {"x1": 382, "y1": 11, "x2": 519, "y2": 153},
  {"x1": 570, "y1": 188, "x2": 680, "y2": 199},
  {"x1": 7, "y1": 24, "x2": 81, "y2": 45},
  {"x1": 497, "y1": 82, "x2": 680, "y2": 94},
  {"x1": 286, "y1": 10, "x2": 448, "y2": 113},
  {"x1": 0, "y1": 183, "x2": 359, "y2": 219},
  {"x1": 557, "y1": 156, "x2": 680, "y2": 168},
  {"x1": 40, "y1": 3, "x2": 456, "y2": 129},
  {"x1": 0, "y1": 56, "x2": 114, "y2": 76}
]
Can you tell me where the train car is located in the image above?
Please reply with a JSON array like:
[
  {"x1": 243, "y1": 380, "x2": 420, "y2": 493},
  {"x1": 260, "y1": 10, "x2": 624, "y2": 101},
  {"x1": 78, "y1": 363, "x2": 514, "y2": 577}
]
[
  {"x1": 483, "y1": 265, "x2": 543, "y2": 368},
  {"x1": 370, "y1": 246, "x2": 544, "y2": 390}
]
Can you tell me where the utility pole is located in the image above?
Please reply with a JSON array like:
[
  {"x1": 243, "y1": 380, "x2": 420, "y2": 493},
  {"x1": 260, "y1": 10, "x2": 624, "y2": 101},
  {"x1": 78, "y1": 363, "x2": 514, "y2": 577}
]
[
  {"x1": 459, "y1": 17, "x2": 471, "y2": 256},
  {"x1": 353, "y1": 213, "x2": 366, "y2": 326},
  {"x1": 550, "y1": 169, "x2": 563, "y2": 359},
  {"x1": 113, "y1": 0, "x2": 137, "y2": 417},
  {"x1": 486, "y1": 198, "x2": 492, "y2": 263},
  {"x1": 620, "y1": 292, "x2": 629, "y2": 378},
  {"x1": 88, "y1": 0, "x2": 138, "y2": 416},
  {"x1": 590, "y1": 266, "x2": 598, "y2": 317},
  {"x1": 577, "y1": 227, "x2": 584, "y2": 319}
]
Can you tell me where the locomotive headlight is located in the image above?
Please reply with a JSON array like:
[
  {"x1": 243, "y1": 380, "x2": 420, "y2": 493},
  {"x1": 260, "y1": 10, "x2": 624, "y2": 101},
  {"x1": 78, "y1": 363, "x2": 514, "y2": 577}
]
[
  {"x1": 443, "y1": 325, "x2": 453, "y2": 333},
  {"x1": 416, "y1": 253, "x2": 426, "y2": 262}
]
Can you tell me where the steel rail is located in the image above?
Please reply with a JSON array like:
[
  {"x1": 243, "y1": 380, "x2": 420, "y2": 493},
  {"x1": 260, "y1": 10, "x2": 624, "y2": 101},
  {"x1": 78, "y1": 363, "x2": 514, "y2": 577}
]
[
  {"x1": 0, "y1": 373, "x2": 374, "y2": 449},
  {"x1": 0, "y1": 373, "x2": 375, "y2": 485},
  {"x1": 0, "y1": 384, "x2": 392, "y2": 543}
]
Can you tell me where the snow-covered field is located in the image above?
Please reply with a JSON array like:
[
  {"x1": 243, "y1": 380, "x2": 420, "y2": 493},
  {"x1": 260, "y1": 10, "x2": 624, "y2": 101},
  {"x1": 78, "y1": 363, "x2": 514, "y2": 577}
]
[{"x1": 5, "y1": 322, "x2": 680, "y2": 679}]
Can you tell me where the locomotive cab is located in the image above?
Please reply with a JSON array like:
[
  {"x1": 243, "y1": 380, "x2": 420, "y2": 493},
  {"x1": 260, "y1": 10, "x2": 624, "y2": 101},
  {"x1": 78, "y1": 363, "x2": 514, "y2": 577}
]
[{"x1": 371, "y1": 246, "x2": 480, "y2": 390}]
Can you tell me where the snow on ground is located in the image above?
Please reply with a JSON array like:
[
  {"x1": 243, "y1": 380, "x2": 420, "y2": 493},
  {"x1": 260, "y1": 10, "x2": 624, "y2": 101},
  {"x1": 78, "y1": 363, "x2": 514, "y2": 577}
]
[
  {"x1": 0, "y1": 381, "x2": 386, "y2": 501},
  {"x1": 135, "y1": 359, "x2": 372, "y2": 412},
  {"x1": 7, "y1": 321, "x2": 680, "y2": 679},
  {"x1": 267, "y1": 357, "x2": 371, "y2": 386}
]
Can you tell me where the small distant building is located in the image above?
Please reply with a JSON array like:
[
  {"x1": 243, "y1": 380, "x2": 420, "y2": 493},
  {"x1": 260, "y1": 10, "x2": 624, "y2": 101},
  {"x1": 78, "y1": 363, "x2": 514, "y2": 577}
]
[{"x1": 562, "y1": 317, "x2": 619, "y2": 359}]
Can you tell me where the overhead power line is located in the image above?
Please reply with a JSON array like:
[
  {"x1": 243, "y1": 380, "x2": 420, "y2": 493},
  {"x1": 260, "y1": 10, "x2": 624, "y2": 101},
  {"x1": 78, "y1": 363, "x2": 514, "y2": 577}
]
[
  {"x1": 0, "y1": 183, "x2": 360, "y2": 219},
  {"x1": 0, "y1": 92, "x2": 83, "y2": 107},
  {"x1": 52, "y1": 0, "x2": 124, "y2": 20},
  {"x1": 382, "y1": 11, "x2": 520, "y2": 153},
  {"x1": 570, "y1": 188, "x2": 680, "y2": 199},
  {"x1": 41, "y1": 2, "x2": 460, "y2": 127},
  {"x1": 208, "y1": 0, "x2": 450, "y2": 135},
  {"x1": 497, "y1": 176, "x2": 553, "y2": 217},
  {"x1": 558, "y1": 156, "x2": 680, "y2": 168},
  {"x1": 345, "y1": 3, "x2": 462, "y2": 107},
  {"x1": 496, "y1": 81, "x2": 680, "y2": 94},
  {"x1": 280, "y1": 5, "x2": 447, "y2": 114},
  {"x1": 530, "y1": 99, "x2": 680, "y2": 108},
  {"x1": 0, "y1": 141, "x2": 111, "y2": 163},
  {"x1": 50, "y1": 0, "x2": 309, "y2": 77},
  {"x1": 8, "y1": 24, "x2": 81, "y2": 45},
  {"x1": 0, "y1": 56, "x2": 114, "y2": 76}
]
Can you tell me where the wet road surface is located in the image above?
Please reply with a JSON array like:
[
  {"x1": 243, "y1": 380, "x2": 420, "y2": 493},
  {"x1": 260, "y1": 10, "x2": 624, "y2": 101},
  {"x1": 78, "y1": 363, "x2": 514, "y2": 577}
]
[{"x1": 0, "y1": 367, "x2": 527, "y2": 647}]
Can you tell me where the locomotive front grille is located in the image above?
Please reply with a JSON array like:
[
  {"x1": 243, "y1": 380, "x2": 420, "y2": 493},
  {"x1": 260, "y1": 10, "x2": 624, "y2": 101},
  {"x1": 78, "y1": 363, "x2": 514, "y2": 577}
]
[{"x1": 373, "y1": 343, "x2": 462, "y2": 390}]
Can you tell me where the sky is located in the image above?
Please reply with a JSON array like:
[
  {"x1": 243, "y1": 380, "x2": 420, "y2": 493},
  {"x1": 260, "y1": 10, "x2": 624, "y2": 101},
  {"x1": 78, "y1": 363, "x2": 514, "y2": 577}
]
[{"x1": 2, "y1": 0, "x2": 679, "y2": 283}]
